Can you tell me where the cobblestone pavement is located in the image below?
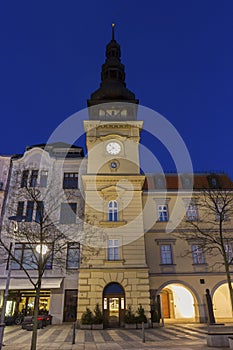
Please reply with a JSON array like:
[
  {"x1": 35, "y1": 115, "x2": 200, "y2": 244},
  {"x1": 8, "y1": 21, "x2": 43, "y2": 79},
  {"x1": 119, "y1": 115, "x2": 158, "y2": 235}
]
[{"x1": 1, "y1": 323, "x2": 227, "y2": 350}]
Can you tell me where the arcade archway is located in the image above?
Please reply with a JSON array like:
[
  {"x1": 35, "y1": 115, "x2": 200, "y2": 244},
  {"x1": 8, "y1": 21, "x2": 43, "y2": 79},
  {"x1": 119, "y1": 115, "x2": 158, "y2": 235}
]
[
  {"x1": 213, "y1": 283, "x2": 233, "y2": 321},
  {"x1": 159, "y1": 283, "x2": 198, "y2": 322}
]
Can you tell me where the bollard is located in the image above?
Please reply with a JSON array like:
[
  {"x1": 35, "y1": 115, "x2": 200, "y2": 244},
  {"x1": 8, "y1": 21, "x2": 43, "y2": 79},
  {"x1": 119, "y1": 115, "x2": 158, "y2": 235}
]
[
  {"x1": 72, "y1": 322, "x2": 76, "y2": 344},
  {"x1": 142, "y1": 322, "x2": 145, "y2": 343}
]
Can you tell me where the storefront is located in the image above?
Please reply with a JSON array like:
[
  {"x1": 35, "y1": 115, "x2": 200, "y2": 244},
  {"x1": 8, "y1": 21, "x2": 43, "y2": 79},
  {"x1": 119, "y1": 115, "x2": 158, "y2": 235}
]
[
  {"x1": 0, "y1": 277, "x2": 63, "y2": 321},
  {"x1": 5, "y1": 290, "x2": 50, "y2": 316}
]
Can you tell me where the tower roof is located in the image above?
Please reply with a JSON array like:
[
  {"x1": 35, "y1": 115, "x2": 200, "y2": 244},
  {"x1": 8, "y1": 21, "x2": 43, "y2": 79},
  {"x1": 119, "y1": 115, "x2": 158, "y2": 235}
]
[{"x1": 87, "y1": 24, "x2": 138, "y2": 107}]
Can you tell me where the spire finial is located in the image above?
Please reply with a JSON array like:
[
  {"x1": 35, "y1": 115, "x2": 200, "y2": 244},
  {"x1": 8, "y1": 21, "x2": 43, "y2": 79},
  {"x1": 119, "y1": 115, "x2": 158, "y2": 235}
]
[{"x1": 112, "y1": 23, "x2": 115, "y2": 40}]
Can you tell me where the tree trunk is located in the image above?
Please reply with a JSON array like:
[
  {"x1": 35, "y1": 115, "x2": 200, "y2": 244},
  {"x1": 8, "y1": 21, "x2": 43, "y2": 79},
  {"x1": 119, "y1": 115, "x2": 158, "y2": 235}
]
[{"x1": 30, "y1": 285, "x2": 41, "y2": 350}]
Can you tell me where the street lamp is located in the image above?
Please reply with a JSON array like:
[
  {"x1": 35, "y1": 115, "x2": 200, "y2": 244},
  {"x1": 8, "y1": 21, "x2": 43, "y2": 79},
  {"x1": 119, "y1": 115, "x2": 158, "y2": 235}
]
[
  {"x1": 36, "y1": 244, "x2": 48, "y2": 256},
  {"x1": 0, "y1": 215, "x2": 26, "y2": 350}
]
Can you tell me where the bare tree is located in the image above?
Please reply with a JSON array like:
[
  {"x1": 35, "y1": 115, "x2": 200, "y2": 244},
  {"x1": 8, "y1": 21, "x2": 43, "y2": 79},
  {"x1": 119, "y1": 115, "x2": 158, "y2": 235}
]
[
  {"x1": 0, "y1": 182, "x2": 84, "y2": 350},
  {"x1": 180, "y1": 188, "x2": 233, "y2": 313}
]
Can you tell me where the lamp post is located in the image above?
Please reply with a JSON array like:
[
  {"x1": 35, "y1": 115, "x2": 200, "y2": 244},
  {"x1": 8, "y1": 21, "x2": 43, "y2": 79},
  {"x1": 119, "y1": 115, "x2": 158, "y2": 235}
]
[{"x1": 0, "y1": 215, "x2": 26, "y2": 350}]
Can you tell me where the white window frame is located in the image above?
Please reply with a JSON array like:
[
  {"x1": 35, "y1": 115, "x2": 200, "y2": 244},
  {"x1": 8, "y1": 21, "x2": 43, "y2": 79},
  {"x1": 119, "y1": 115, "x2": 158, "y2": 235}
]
[
  {"x1": 191, "y1": 244, "x2": 205, "y2": 264},
  {"x1": 108, "y1": 200, "x2": 118, "y2": 222},
  {"x1": 225, "y1": 242, "x2": 233, "y2": 264},
  {"x1": 186, "y1": 203, "x2": 198, "y2": 221},
  {"x1": 158, "y1": 204, "x2": 169, "y2": 222},
  {"x1": 107, "y1": 239, "x2": 119, "y2": 261},
  {"x1": 160, "y1": 244, "x2": 173, "y2": 264}
]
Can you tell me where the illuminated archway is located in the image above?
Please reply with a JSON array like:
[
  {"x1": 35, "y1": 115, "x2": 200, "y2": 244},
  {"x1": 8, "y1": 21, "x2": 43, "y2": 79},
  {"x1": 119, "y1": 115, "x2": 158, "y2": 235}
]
[
  {"x1": 212, "y1": 282, "x2": 233, "y2": 320},
  {"x1": 158, "y1": 282, "x2": 199, "y2": 322}
]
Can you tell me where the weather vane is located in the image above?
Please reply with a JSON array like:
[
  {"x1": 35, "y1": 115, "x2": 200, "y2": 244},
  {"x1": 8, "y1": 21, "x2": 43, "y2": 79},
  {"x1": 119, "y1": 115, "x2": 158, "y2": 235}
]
[{"x1": 112, "y1": 23, "x2": 115, "y2": 40}]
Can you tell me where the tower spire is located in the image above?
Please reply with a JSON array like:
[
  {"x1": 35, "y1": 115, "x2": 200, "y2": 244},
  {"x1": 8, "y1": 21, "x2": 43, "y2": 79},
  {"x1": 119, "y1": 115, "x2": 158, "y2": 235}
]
[{"x1": 87, "y1": 26, "x2": 139, "y2": 118}]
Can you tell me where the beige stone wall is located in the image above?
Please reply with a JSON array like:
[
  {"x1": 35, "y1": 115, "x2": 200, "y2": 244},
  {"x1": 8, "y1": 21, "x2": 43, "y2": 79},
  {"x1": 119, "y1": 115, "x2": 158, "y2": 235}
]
[{"x1": 77, "y1": 268, "x2": 150, "y2": 320}]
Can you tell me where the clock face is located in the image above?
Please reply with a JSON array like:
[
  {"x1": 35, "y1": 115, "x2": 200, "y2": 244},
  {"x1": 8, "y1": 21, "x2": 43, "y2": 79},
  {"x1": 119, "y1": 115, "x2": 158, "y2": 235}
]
[{"x1": 106, "y1": 142, "x2": 121, "y2": 155}]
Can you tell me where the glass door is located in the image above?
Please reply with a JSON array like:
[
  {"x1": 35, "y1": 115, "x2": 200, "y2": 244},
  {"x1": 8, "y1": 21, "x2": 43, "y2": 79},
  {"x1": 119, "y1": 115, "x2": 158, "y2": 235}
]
[{"x1": 109, "y1": 297, "x2": 119, "y2": 326}]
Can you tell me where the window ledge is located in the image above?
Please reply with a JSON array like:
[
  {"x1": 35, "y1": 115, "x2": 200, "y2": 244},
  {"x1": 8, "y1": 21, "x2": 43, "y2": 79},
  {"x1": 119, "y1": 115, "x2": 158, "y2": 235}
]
[
  {"x1": 103, "y1": 259, "x2": 125, "y2": 265},
  {"x1": 99, "y1": 221, "x2": 127, "y2": 227},
  {"x1": 159, "y1": 264, "x2": 176, "y2": 266},
  {"x1": 192, "y1": 263, "x2": 208, "y2": 266}
]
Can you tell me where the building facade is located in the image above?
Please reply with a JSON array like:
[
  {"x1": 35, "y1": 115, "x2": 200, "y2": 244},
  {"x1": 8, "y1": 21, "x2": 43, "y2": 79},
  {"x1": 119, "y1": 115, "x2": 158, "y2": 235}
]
[
  {"x1": 0, "y1": 28, "x2": 233, "y2": 325},
  {"x1": 0, "y1": 143, "x2": 85, "y2": 324}
]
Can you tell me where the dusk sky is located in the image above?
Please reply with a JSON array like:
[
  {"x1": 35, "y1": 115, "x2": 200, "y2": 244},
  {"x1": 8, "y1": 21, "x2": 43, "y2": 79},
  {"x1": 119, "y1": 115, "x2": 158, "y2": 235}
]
[{"x1": 0, "y1": 1, "x2": 233, "y2": 176}]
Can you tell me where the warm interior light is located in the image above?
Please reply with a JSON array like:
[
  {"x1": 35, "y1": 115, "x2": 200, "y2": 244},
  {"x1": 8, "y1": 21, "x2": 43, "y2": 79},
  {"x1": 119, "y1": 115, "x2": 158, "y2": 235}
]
[{"x1": 171, "y1": 285, "x2": 195, "y2": 318}]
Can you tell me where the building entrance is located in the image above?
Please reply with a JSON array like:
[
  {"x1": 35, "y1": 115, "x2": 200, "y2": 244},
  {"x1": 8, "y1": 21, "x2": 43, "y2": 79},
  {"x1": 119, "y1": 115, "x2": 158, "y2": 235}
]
[{"x1": 103, "y1": 283, "x2": 125, "y2": 327}]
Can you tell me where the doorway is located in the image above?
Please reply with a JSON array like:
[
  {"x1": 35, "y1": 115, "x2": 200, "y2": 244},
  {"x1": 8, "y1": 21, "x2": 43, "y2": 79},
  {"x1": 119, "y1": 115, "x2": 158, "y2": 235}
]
[
  {"x1": 103, "y1": 283, "x2": 125, "y2": 327},
  {"x1": 63, "y1": 289, "x2": 78, "y2": 322},
  {"x1": 160, "y1": 284, "x2": 197, "y2": 322}
]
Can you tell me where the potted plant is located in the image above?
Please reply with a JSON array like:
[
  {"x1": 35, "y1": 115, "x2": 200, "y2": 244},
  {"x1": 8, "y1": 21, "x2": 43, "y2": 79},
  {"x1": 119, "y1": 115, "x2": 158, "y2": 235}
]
[
  {"x1": 124, "y1": 305, "x2": 136, "y2": 329},
  {"x1": 80, "y1": 308, "x2": 93, "y2": 329},
  {"x1": 136, "y1": 304, "x2": 148, "y2": 328},
  {"x1": 92, "y1": 303, "x2": 103, "y2": 329}
]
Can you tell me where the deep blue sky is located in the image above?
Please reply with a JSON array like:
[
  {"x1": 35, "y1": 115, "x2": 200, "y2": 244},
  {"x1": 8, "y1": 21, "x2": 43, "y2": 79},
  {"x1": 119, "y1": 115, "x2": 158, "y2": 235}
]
[{"x1": 0, "y1": 1, "x2": 233, "y2": 176}]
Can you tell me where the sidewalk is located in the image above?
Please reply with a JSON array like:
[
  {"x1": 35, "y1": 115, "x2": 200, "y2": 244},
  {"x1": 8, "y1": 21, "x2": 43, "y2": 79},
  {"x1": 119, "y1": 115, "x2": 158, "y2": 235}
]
[{"x1": 2, "y1": 323, "x2": 228, "y2": 350}]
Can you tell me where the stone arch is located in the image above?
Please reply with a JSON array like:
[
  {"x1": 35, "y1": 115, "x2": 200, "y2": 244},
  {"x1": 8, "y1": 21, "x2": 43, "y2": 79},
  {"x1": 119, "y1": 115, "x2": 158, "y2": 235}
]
[
  {"x1": 102, "y1": 282, "x2": 125, "y2": 327},
  {"x1": 157, "y1": 280, "x2": 201, "y2": 323},
  {"x1": 212, "y1": 280, "x2": 233, "y2": 320}
]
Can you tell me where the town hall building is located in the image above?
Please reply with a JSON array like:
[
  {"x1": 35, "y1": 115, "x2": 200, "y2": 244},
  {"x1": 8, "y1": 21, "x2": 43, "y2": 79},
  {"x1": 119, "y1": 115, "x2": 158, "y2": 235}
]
[{"x1": 0, "y1": 26, "x2": 233, "y2": 326}]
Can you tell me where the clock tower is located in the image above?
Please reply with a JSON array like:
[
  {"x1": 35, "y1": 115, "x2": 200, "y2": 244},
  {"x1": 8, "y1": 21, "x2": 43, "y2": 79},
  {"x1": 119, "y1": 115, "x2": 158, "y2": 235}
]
[{"x1": 77, "y1": 25, "x2": 150, "y2": 327}]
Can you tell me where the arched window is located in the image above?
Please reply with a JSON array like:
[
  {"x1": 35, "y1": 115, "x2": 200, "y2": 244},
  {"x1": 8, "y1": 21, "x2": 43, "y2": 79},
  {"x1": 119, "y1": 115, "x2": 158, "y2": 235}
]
[{"x1": 108, "y1": 200, "x2": 118, "y2": 221}]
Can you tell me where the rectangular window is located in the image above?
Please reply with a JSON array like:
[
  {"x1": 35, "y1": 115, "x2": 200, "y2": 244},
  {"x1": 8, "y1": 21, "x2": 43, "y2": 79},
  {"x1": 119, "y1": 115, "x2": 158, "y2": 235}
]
[
  {"x1": 16, "y1": 201, "x2": 24, "y2": 218},
  {"x1": 225, "y1": 243, "x2": 233, "y2": 264},
  {"x1": 35, "y1": 201, "x2": 44, "y2": 223},
  {"x1": 21, "y1": 170, "x2": 29, "y2": 188},
  {"x1": 158, "y1": 205, "x2": 168, "y2": 222},
  {"x1": 186, "y1": 204, "x2": 198, "y2": 221},
  {"x1": 108, "y1": 239, "x2": 119, "y2": 261},
  {"x1": 44, "y1": 244, "x2": 53, "y2": 270},
  {"x1": 11, "y1": 243, "x2": 23, "y2": 270},
  {"x1": 108, "y1": 200, "x2": 118, "y2": 222},
  {"x1": 63, "y1": 173, "x2": 78, "y2": 189},
  {"x1": 192, "y1": 244, "x2": 205, "y2": 264},
  {"x1": 160, "y1": 244, "x2": 172, "y2": 264},
  {"x1": 22, "y1": 244, "x2": 38, "y2": 269},
  {"x1": 26, "y1": 201, "x2": 34, "y2": 222},
  {"x1": 67, "y1": 242, "x2": 80, "y2": 269},
  {"x1": 40, "y1": 170, "x2": 48, "y2": 188},
  {"x1": 11, "y1": 243, "x2": 53, "y2": 270},
  {"x1": 216, "y1": 203, "x2": 226, "y2": 221},
  {"x1": 30, "y1": 170, "x2": 38, "y2": 187},
  {"x1": 60, "y1": 203, "x2": 77, "y2": 224}
]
